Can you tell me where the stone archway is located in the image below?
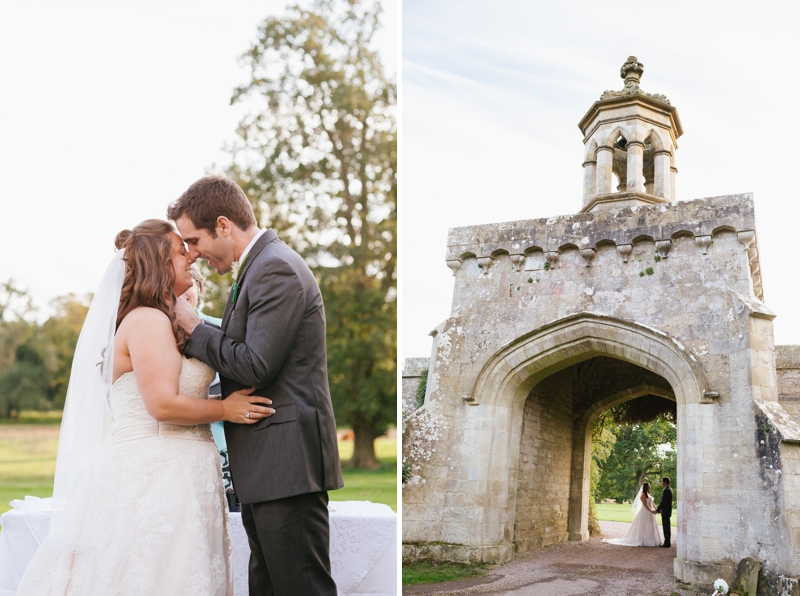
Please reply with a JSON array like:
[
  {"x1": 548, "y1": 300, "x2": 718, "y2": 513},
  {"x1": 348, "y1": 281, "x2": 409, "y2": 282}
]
[
  {"x1": 458, "y1": 312, "x2": 707, "y2": 565},
  {"x1": 511, "y1": 356, "x2": 677, "y2": 553}
]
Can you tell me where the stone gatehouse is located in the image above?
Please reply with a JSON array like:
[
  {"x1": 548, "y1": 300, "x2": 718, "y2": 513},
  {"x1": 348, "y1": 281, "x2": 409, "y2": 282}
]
[{"x1": 402, "y1": 57, "x2": 800, "y2": 588}]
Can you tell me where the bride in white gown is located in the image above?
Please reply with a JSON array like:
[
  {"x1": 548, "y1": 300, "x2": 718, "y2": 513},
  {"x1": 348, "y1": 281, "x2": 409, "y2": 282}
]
[
  {"x1": 602, "y1": 482, "x2": 664, "y2": 547},
  {"x1": 16, "y1": 220, "x2": 275, "y2": 596}
]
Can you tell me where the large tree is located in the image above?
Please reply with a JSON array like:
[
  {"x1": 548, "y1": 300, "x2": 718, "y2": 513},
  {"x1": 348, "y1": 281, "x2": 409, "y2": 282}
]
[
  {"x1": 206, "y1": 0, "x2": 396, "y2": 467},
  {"x1": 595, "y1": 417, "x2": 677, "y2": 504}
]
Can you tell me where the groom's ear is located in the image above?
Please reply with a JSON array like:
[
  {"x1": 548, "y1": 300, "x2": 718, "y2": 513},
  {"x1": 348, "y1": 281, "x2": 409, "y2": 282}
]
[{"x1": 216, "y1": 216, "x2": 233, "y2": 237}]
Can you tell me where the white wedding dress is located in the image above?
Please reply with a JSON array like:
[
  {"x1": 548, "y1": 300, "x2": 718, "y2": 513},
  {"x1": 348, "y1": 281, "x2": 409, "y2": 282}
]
[
  {"x1": 602, "y1": 494, "x2": 664, "y2": 547},
  {"x1": 16, "y1": 357, "x2": 233, "y2": 596}
]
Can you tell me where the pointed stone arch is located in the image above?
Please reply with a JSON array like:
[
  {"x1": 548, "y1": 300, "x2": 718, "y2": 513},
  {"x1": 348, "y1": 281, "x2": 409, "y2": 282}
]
[
  {"x1": 455, "y1": 312, "x2": 707, "y2": 562},
  {"x1": 643, "y1": 128, "x2": 665, "y2": 152},
  {"x1": 602, "y1": 125, "x2": 632, "y2": 148}
]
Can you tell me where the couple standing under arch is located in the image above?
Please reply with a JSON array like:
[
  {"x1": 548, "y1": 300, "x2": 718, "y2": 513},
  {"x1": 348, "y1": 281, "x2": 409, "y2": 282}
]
[{"x1": 602, "y1": 477, "x2": 673, "y2": 548}]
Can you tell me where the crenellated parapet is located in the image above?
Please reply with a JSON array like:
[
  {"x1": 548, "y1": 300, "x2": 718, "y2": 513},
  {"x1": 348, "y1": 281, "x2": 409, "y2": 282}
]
[{"x1": 444, "y1": 193, "x2": 764, "y2": 300}]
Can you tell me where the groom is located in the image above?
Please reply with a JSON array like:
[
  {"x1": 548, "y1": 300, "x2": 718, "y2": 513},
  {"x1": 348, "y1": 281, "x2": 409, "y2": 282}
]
[
  {"x1": 655, "y1": 476, "x2": 673, "y2": 548},
  {"x1": 169, "y1": 175, "x2": 344, "y2": 595}
]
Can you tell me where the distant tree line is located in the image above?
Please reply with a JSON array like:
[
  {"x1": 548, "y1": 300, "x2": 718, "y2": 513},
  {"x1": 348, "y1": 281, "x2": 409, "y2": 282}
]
[{"x1": 0, "y1": 282, "x2": 89, "y2": 419}]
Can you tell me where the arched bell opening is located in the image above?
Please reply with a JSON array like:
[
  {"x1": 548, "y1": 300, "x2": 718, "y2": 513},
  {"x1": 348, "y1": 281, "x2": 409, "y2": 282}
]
[
  {"x1": 511, "y1": 355, "x2": 676, "y2": 552},
  {"x1": 612, "y1": 134, "x2": 629, "y2": 192},
  {"x1": 643, "y1": 137, "x2": 656, "y2": 194}
]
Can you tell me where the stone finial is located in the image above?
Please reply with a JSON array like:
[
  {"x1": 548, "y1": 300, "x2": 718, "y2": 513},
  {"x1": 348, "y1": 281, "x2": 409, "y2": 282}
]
[
  {"x1": 620, "y1": 56, "x2": 644, "y2": 88},
  {"x1": 599, "y1": 56, "x2": 670, "y2": 104}
]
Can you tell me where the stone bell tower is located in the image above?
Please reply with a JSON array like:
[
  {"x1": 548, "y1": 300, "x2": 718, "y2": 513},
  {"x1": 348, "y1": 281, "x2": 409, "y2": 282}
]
[{"x1": 579, "y1": 56, "x2": 682, "y2": 212}]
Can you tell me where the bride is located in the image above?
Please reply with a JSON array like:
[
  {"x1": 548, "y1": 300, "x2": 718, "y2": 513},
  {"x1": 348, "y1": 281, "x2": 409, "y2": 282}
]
[
  {"x1": 16, "y1": 220, "x2": 275, "y2": 595},
  {"x1": 602, "y1": 482, "x2": 664, "y2": 547}
]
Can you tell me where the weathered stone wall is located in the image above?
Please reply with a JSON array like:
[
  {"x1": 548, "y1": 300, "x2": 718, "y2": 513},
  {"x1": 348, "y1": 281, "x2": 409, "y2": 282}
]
[
  {"x1": 402, "y1": 357, "x2": 429, "y2": 415},
  {"x1": 403, "y1": 193, "x2": 800, "y2": 583},
  {"x1": 778, "y1": 346, "x2": 800, "y2": 422},
  {"x1": 513, "y1": 369, "x2": 574, "y2": 552}
]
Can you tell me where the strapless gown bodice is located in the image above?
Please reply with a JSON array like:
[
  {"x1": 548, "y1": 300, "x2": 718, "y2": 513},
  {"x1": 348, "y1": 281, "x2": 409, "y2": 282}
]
[
  {"x1": 16, "y1": 357, "x2": 233, "y2": 596},
  {"x1": 109, "y1": 357, "x2": 217, "y2": 443}
]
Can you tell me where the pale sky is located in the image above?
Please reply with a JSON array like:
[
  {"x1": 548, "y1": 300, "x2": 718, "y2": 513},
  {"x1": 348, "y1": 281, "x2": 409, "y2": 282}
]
[
  {"x1": 401, "y1": 0, "x2": 800, "y2": 361},
  {"x1": 0, "y1": 0, "x2": 396, "y2": 316}
]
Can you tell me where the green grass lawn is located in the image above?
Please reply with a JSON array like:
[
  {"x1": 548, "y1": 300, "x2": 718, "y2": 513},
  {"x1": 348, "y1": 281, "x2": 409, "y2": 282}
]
[
  {"x1": 0, "y1": 426, "x2": 59, "y2": 515},
  {"x1": 0, "y1": 423, "x2": 396, "y2": 515},
  {"x1": 402, "y1": 561, "x2": 490, "y2": 586},
  {"x1": 596, "y1": 502, "x2": 677, "y2": 527},
  {"x1": 334, "y1": 436, "x2": 397, "y2": 511}
]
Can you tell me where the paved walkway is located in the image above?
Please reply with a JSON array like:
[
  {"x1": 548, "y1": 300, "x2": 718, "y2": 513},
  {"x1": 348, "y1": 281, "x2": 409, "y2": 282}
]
[{"x1": 404, "y1": 522, "x2": 698, "y2": 596}]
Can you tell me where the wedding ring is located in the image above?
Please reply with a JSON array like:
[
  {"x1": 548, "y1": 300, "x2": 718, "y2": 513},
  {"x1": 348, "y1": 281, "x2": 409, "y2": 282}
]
[{"x1": 246, "y1": 412, "x2": 251, "y2": 419}]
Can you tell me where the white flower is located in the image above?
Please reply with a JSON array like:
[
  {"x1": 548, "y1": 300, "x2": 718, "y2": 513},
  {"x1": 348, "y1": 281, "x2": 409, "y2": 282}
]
[
  {"x1": 231, "y1": 261, "x2": 241, "y2": 282},
  {"x1": 713, "y1": 578, "x2": 729, "y2": 594}
]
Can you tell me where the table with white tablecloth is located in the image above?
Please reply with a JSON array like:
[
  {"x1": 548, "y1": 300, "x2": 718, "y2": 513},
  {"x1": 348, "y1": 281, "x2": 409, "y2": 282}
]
[{"x1": 0, "y1": 496, "x2": 396, "y2": 596}]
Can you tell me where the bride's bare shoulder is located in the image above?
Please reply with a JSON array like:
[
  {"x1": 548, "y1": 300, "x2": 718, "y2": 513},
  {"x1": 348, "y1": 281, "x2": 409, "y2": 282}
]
[{"x1": 118, "y1": 307, "x2": 171, "y2": 331}]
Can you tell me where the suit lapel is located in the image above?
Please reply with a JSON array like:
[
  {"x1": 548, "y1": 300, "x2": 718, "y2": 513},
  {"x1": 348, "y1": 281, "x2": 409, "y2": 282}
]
[{"x1": 221, "y1": 229, "x2": 279, "y2": 330}]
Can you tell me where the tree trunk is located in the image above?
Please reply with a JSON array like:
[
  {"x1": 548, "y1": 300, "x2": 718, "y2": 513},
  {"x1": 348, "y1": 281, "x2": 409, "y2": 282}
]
[{"x1": 350, "y1": 419, "x2": 382, "y2": 469}]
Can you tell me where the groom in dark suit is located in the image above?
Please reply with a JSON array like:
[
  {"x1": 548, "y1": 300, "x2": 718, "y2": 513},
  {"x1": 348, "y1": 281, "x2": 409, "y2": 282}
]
[
  {"x1": 169, "y1": 176, "x2": 343, "y2": 596},
  {"x1": 655, "y1": 476, "x2": 673, "y2": 548}
]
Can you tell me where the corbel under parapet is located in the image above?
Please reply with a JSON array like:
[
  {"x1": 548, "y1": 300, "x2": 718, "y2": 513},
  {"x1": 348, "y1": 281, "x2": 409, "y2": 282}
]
[
  {"x1": 695, "y1": 235, "x2": 712, "y2": 255},
  {"x1": 580, "y1": 248, "x2": 596, "y2": 267},
  {"x1": 446, "y1": 259, "x2": 462, "y2": 276},
  {"x1": 655, "y1": 239, "x2": 672, "y2": 258},
  {"x1": 616, "y1": 244, "x2": 633, "y2": 262}
]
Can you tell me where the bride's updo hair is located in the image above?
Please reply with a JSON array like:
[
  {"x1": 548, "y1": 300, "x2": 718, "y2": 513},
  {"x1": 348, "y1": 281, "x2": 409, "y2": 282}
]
[
  {"x1": 642, "y1": 482, "x2": 651, "y2": 496},
  {"x1": 114, "y1": 219, "x2": 188, "y2": 350}
]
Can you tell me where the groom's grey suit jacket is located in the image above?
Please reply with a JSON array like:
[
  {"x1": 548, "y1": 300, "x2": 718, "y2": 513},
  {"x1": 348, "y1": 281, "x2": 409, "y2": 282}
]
[{"x1": 185, "y1": 230, "x2": 344, "y2": 504}]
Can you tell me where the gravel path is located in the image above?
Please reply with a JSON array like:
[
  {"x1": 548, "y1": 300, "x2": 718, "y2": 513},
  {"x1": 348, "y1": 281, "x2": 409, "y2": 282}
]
[{"x1": 404, "y1": 522, "x2": 705, "y2": 596}]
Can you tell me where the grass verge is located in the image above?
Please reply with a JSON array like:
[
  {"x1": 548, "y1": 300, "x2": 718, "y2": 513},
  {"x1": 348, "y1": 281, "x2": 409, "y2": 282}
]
[
  {"x1": 596, "y1": 502, "x2": 677, "y2": 527},
  {"x1": 402, "y1": 561, "x2": 489, "y2": 586}
]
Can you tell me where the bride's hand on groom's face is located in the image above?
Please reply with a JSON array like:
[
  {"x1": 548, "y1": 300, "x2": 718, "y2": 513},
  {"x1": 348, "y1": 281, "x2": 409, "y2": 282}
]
[{"x1": 222, "y1": 387, "x2": 275, "y2": 424}]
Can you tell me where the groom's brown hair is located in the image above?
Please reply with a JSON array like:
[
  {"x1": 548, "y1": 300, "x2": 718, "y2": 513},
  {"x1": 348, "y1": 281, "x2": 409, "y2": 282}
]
[{"x1": 167, "y1": 175, "x2": 257, "y2": 237}]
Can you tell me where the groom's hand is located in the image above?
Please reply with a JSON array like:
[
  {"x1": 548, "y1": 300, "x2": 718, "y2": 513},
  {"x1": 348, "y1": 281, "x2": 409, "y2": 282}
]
[{"x1": 176, "y1": 296, "x2": 203, "y2": 335}]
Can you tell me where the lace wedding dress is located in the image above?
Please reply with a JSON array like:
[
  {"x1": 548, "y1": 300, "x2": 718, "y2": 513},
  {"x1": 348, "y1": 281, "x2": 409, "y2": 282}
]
[
  {"x1": 16, "y1": 357, "x2": 233, "y2": 596},
  {"x1": 602, "y1": 494, "x2": 664, "y2": 547}
]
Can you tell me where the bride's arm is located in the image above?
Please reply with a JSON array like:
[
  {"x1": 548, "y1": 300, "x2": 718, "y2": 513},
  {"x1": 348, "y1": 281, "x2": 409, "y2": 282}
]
[
  {"x1": 125, "y1": 308, "x2": 274, "y2": 425},
  {"x1": 641, "y1": 492, "x2": 655, "y2": 513}
]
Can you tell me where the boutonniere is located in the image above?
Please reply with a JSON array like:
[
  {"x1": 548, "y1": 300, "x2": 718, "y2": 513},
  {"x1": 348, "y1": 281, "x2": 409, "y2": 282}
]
[{"x1": 231, "y1": 253, "x2": 249, "y2": 304}]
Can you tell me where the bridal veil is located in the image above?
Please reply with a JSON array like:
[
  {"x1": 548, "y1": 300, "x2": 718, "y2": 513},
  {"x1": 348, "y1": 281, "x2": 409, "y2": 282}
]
[{"x1": 52, "y1": 250, "x2": 125, "y2": 512}]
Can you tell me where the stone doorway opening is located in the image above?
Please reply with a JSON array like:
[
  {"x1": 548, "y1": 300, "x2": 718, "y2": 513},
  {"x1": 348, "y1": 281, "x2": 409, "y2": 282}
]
[{"x1": 512, "y1": 356, "x2": 677, "y2": 553}]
